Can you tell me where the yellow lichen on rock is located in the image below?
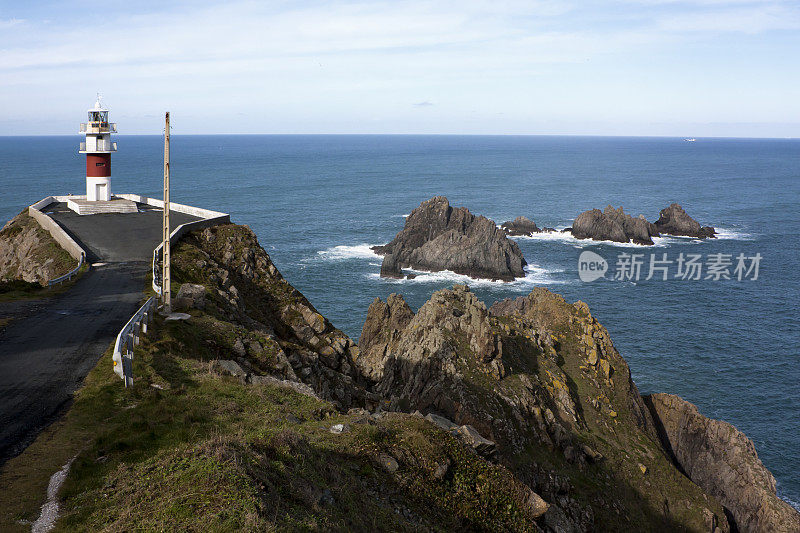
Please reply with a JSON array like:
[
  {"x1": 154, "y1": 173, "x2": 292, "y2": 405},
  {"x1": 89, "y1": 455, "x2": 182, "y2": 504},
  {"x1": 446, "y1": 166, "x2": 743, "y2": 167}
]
[
  {"x1": 600, "y1": 359, "x2": 612, "y2": 378},
  {"x1": 588, "y1": 347, "x2": 599, "y2": 366}
]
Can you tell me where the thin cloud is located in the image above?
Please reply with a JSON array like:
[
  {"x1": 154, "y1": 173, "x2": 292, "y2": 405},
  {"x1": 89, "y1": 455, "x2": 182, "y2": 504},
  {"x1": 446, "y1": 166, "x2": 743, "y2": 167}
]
[
  {"x1": 0, "y1": 18, "x2": 24, "y2": 28},
  {"x1": 657, "y1": 5, "x2": 800, "y2": 32},
  {"x1": 0, "y1": 1, "x2": 797, "y2": 136}
]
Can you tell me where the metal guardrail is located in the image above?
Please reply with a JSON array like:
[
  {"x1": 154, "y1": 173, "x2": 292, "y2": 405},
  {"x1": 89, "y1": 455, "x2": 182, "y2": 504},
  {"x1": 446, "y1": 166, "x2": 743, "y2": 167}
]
[
  {"x1": 112, "y1": 296, "x2": 157, "y2": 387},
  {"x1": 48, "y1": 252, "x2": 86, "y2": 287}
]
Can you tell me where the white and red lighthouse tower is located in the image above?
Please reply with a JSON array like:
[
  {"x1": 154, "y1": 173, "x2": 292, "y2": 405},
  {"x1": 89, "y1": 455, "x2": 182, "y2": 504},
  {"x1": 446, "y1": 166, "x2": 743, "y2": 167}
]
[{"x1": 79, "y1": 98, "x2": 117, "y2": 201}]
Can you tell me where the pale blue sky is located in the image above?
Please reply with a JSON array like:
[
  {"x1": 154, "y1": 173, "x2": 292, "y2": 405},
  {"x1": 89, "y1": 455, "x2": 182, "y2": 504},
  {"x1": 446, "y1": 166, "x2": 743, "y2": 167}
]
[{"x1": 1, "y1": 0, "x2": 798, "y2": 136}]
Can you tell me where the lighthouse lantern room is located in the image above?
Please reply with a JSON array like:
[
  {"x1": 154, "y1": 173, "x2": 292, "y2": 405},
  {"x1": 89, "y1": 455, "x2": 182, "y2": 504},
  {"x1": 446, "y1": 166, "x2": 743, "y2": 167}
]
[{"x1": 79, "y1": 97, "x2": 117, "y2": 201}]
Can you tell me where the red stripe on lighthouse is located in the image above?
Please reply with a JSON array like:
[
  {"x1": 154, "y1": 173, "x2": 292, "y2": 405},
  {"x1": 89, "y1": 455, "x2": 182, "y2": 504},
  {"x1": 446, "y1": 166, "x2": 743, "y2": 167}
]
[{"x1": 86, "y1": 154, "x2": 111, "y2": 177}]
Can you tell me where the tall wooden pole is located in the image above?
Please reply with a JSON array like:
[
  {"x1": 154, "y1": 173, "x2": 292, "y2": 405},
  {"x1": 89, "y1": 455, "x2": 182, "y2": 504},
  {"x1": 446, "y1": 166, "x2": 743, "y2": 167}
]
[{"x1": 162, "y1": 112, "x2": 171, "y2": 313}]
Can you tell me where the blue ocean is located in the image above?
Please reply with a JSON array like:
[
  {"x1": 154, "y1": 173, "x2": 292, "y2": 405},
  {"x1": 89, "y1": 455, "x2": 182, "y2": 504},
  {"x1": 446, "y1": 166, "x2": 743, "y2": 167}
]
[{"x1": 1, "y1": 135, "x2": 798, "y2": 508}]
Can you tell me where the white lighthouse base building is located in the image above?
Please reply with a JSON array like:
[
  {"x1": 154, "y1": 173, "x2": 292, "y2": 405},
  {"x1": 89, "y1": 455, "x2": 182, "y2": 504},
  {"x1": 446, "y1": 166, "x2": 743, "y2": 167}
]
[{"x1": 86, "y1": 176, "x2": 111, "y2": 201}]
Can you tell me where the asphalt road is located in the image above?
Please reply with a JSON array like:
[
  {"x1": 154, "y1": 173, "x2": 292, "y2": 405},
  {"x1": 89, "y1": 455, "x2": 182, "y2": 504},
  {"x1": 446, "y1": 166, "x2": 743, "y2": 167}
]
[
  {"x1": 0, "y1": 202, "x2": 200, "y2": 466},
  {"x1": 0, "y1": 263, "x2": 146, "y2": 463}
]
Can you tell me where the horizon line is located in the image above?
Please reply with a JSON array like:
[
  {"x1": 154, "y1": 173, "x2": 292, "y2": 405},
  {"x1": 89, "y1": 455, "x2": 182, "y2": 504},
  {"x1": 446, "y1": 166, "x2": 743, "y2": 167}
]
[{"x1": 0, "y1": 133, "x2": 797, "y2": 140}]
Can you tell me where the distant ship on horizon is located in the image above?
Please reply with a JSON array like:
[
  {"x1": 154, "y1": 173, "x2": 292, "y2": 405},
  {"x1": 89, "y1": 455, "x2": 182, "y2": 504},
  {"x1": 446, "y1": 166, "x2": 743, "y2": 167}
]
[{"x1": 684, "y1": 138, "x2": 697, "y2": 142}]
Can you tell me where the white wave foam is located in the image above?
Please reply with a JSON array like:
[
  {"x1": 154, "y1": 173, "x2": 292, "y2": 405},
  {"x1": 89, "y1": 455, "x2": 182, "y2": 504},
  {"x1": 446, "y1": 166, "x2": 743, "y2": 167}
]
[
  {"x1": 367, "y1": 264, "x2": 569, "y2": 288},
  {"x1": 391, "y1": 213, "x2": 410, "y2": 218},
  {"x1": 713, "y1": 227, "x2": 755, "y2": 240},
  {"x1": 511, "y1": 230, "x2": 672, "y2": 248},
  {"x1": 317, "y1": 244, "x2": 382, "y2": 261}
]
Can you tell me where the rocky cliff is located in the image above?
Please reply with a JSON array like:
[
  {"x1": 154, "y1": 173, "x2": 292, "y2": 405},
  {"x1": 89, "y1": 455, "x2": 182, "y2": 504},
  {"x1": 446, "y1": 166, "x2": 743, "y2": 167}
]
[
  {"x1": 373, "y1": 197, "x2": 527, "y2": 281},
  {"x1": 39, "y1": 220, "x2": 785, "y2": 532},
  {"x1": 653, "y1": 204, "x2": 716, "y2": 239},
  {"x1": 356, "y1": 285, "x2": 731, "y2": 531},
  {"x1": 645, "y1": 394, "x2": 800, "y2": 532},
  {"x1": 0, "y1": 211, "x2": 74, "y2": 285},
  {"x1": 0, "y1": 223, "x2": 563, "y2": 532},
  {"x1": 570, "y1": 205, "x2": 659, "y2": 245}
]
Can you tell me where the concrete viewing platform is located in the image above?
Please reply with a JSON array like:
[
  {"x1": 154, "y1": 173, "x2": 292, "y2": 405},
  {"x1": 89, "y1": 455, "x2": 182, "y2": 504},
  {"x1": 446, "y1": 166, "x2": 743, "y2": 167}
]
[
  {"x1": 44, "y1": 202, "x2": 200, "y2": 263},
  {"x1": 30, "y1": 193, "x2": 230, "y2": 264}
]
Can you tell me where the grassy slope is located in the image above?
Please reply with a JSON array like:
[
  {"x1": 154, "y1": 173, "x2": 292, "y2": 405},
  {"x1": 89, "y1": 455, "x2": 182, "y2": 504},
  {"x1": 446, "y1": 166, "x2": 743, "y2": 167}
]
[{"x1": 0, "y1": 309, "x2": 544, "y2": 532}]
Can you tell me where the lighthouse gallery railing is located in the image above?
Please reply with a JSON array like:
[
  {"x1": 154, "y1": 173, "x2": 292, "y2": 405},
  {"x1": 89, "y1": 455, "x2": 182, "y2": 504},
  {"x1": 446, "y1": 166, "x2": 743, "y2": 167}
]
[
  {"x1": 79, "y1": 141, "x2": 117, "y2": 152},
  {"x1": 80, "y1": 122, "x2": 117, "y2": 133}
]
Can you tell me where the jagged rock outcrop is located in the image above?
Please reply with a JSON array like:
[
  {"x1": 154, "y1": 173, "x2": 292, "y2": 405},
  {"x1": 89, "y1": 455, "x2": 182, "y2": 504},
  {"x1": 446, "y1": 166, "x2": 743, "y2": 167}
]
[
  {"x1": 0, "y1": 211, "x2": 74, "y2": 284},
  {"x1": 358, "y1": 294, "x2": 415, "y2": 381},
  {"x1": 372, "y1": 197, "x2": 527, "y2": 281},
  {"x1": 571, "y1": 205, "x2": 659, "y2": 245},
  {"x1": 653, "y1": 204, "x2": 716, "y2": 239},
  {"x1": 355, "y1": 284, "x2": 730, "y2": 532},
  {"x1": 501, "y1": 216, "x2": 556, "y2": 236},
  {"x1": 645, "y1": 393, "x2": 800, "y2": 532},
  {"x1": 422, "y1": 412, "x2": 499, "y2": 461},
  {"x1": 501, "y1": 216, "x2": 540, "y2": 236}
]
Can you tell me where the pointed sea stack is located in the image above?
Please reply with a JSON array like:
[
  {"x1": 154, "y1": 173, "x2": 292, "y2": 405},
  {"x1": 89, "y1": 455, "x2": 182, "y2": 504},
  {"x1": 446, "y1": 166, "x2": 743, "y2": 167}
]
[{"x1": 372, "y1": 196, "x2": 527, "y2": 281}]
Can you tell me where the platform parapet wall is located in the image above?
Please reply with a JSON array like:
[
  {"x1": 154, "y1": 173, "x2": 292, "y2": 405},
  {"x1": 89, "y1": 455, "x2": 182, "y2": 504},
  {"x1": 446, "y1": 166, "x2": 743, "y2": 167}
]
[
  {"x1": 28, "y1": 196, "x2": 87, "y2": 263},
  {"x1": 116, "y1": 194, "x2": 229, "y2": 220}
]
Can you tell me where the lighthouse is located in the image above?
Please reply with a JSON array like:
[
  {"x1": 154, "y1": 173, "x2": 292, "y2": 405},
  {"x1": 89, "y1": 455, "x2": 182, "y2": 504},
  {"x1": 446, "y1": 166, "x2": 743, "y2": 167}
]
[{"x1": 79, "y1": 97, "x2": 117, "y2": 201}]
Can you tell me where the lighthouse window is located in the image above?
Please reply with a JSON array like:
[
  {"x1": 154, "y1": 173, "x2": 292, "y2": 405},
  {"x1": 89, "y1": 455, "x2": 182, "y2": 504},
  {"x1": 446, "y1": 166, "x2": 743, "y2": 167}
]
[{"x1": 95, "y1": 162, "x2": 105, "y2": 166}]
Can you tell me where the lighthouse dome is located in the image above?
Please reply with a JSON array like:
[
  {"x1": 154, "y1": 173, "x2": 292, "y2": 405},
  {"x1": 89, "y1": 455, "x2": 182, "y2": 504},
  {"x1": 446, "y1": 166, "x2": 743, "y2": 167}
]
[{"x1": 88, "y1": 97, "x2": 108, "y2": 113}]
